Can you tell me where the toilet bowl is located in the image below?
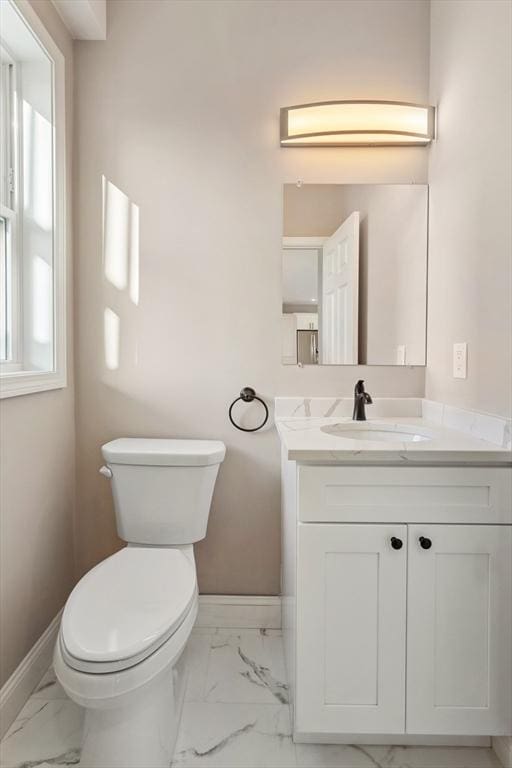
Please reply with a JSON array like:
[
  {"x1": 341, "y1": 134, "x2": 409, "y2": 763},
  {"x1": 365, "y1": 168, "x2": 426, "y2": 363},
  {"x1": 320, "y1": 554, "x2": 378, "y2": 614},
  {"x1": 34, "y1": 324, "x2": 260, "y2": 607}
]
[{"x1": 54, "y1": 438, "x2": 225, "y2": 768}]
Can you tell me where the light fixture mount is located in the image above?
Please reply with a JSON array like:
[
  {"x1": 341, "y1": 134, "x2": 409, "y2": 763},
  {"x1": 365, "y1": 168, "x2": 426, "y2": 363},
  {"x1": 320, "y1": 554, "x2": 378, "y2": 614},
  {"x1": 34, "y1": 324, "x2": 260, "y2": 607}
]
[{"x1": 280, "y1": 100, "x2": 435, "y2": 147}]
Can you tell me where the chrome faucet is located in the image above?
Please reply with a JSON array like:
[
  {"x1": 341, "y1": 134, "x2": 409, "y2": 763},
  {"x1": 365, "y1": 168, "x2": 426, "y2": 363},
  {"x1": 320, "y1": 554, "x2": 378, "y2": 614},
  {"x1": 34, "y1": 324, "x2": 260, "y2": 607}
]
[{"x1": 353, "y1": 379, "x2": 373, "y2": 421}]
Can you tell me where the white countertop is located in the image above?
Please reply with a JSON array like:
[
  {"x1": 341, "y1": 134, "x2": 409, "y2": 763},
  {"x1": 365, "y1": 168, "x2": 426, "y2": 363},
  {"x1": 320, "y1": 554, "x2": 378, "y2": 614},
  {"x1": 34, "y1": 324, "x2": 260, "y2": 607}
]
[{"x1": 276, "y1": 416, "x2": 512, "y2": 465}]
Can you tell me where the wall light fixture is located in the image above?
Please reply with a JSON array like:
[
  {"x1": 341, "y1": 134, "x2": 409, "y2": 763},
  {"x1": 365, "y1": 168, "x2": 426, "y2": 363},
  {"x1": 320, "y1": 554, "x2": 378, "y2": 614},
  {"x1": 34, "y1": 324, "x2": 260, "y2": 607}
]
[{"x1": 280, "y1": 100, "x2": 435, "y2": 147}]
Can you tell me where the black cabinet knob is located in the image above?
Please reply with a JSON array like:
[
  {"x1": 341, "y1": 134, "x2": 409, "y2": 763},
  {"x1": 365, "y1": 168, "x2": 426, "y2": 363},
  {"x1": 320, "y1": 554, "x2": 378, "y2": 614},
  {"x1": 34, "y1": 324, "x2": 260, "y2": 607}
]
[
  {"x1": 419, "y1": 536, "x2": 432, "y2": 550},
  {"x1": 390, "y1": 537, "x2": 403, "y2": 550}
]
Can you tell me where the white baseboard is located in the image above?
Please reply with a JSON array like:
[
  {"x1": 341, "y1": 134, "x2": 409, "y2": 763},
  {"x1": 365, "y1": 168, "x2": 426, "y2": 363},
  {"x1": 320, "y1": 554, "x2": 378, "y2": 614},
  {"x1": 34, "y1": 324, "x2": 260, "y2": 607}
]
[
  {"x1": 196, "y1": 595, "x2": 281, "y2": 629},
  {"x1": 0, "y1": 610, "x2": 62, "y2": 739},
  {"x1": 493, "y1": 736, "x2": 512, "y2": 768}
]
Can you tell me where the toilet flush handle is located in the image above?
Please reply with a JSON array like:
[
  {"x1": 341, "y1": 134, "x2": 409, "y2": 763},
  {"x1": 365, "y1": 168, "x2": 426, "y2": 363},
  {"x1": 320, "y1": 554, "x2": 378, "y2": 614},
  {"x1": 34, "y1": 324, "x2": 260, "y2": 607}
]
[{"x1": 99, "y1": 465, "x2": 113, "y2": 479}]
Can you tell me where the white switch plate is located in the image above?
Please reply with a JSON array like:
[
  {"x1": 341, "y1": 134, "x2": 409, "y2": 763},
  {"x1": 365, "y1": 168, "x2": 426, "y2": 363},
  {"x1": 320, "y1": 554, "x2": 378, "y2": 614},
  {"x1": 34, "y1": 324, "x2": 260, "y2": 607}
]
[
  {"x1": 396, "y1": 345, "x2": 406, "y2": 365},
  {"x1": 453, "y1": 342, "x2": 467, "y2": 379}
]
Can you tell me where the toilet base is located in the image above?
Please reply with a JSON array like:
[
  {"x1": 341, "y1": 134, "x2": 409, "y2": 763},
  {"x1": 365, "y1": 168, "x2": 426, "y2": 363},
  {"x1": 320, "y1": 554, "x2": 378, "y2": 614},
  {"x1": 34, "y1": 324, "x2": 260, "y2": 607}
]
[{"x1": 79, "y1": 656, "x2": 187, "y2": 768}]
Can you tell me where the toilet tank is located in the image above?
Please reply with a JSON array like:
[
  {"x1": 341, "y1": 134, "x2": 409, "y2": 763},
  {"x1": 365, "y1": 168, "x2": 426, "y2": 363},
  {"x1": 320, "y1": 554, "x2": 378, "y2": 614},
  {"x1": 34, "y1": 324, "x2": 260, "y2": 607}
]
[{"x1": 101, "y1": 438, "x2": 226, "y2": 545}]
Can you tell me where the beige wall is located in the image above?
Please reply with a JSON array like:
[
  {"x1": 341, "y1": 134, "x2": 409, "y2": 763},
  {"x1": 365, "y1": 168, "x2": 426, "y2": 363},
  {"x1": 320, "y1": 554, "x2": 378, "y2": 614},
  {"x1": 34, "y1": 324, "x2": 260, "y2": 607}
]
[
  {"x1": 427, "y1": 0, "x2": 512, "y2": 417},
  {"x1": 74, "y1": 0, "x2": 430, "y2": 594},
  {"x1": 0, "y1": 0, "x2": 75, "y2": 686}
]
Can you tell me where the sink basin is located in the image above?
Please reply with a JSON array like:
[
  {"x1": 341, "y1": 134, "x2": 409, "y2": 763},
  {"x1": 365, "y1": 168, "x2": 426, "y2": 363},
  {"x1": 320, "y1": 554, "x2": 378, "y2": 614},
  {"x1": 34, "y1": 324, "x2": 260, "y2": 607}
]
[{"x1": 320, "y1": 423, "x2": 433, "y2": 443}]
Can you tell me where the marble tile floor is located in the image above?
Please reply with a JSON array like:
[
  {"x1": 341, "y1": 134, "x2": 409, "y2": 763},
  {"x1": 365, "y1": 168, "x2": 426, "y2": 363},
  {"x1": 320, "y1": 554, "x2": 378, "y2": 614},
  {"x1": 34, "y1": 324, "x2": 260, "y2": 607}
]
[{"x1": 0, "y1": 628, "x2": 503, "y2": 768}]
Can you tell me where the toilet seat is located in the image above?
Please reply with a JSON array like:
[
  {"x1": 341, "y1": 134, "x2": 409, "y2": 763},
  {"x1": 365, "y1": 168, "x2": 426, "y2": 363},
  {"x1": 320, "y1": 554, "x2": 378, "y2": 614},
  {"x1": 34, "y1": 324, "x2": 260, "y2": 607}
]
[{"x1": 61, "y1": 546, "x2": 197, "y2": 674}]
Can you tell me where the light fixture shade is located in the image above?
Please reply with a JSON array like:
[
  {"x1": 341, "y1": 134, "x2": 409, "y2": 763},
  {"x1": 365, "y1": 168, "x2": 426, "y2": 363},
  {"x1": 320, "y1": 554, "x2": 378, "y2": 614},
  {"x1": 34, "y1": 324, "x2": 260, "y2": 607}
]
[{"x1": 280, "y1": 100, "x2": 435, "y2": 147}]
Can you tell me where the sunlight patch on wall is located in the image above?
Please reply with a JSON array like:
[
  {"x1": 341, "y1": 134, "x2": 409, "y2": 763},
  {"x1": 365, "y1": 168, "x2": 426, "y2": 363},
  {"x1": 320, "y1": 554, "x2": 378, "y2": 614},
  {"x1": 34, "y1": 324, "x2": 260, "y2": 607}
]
[
  {"x1": 103, "y1": 177, "x2": 129, "y2": 291},
  {"x1": 102, "y1": 176, "x2": 140, "y2": 305},
  {"x1": 129, "y1": 202, "x2": 139, "y2": 305},
  {"x1": 101, "y1": 177, "x2": 140, "y2": 374},
  {"x1": 104, "y1": 307, "x2": 120, "y2": 370}
]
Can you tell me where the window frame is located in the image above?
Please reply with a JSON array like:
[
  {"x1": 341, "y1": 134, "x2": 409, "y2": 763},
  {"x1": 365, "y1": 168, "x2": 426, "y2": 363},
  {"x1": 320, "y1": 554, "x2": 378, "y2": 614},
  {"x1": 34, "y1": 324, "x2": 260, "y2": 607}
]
[
  {"x1": 0, "y1": 47, "x2": 22, "y2": 370},
  {"x1": 0, "y1": 203, "x2": 22, "y2": 371},
  {"x1": 0, "y1": 0, "x2": 67, "y2": 399}
]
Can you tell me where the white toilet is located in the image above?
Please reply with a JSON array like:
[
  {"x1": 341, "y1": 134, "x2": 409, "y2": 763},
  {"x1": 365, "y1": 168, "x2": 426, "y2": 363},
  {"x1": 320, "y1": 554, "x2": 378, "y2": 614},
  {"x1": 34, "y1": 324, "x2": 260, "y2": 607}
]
[{"x1": 54, "y1": 438, "x2": 226, "y2": 768}]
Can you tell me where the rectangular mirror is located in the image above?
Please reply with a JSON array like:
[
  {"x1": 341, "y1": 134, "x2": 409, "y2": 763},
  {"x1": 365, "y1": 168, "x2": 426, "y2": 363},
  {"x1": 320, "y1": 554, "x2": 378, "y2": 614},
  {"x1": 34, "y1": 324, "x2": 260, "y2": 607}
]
[{"x1": 282, "y1": 184, "x2": 428, "y2": 366}]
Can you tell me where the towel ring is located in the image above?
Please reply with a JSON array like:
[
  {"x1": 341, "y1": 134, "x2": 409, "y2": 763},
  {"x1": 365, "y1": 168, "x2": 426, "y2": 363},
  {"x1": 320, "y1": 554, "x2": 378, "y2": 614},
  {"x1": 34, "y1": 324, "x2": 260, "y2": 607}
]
[{"x1": 229, "y1": 387, "x2": 269, "y2": 433}]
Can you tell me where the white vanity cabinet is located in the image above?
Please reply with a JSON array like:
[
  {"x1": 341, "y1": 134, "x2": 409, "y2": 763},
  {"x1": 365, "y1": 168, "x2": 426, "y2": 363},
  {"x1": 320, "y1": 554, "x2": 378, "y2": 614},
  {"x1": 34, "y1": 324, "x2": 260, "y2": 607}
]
[{"x1": 283, "y1": 462, "x2": 512, "y2": 743}]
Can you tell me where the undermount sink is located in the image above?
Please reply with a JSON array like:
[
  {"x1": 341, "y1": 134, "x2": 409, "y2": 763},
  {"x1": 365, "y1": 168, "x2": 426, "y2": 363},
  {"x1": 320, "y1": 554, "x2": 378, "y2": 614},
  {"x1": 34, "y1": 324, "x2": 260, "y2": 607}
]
[{"x1": 320, "y1": 423, "x2": 433, "y2": 443}]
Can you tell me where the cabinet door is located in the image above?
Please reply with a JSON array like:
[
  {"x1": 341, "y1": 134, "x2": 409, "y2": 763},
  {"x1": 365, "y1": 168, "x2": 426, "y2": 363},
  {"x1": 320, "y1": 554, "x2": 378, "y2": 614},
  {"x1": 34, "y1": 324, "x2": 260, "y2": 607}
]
[
  {"x1": 296, "y1": 524, "x2": 407, "y2": 734},
  {"x1": 407, "y1": 525, "x2": 512, "y2": 735}
]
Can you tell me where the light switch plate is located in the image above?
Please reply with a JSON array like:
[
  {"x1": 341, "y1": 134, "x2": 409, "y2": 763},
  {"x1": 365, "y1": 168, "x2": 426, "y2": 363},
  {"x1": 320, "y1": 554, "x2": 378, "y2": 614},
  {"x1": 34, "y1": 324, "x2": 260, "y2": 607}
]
[
  {"x1": 453, "y1": 342, "x2": 467, "y2": 379},
  {"x1": 396, "y1": 345, "x2": 406, "y2": 365}
]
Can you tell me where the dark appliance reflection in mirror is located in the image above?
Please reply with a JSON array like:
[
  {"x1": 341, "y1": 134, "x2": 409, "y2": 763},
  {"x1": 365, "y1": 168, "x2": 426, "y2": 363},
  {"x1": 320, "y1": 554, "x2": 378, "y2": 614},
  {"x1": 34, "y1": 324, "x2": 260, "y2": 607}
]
[{"x1": 297, "y1": 329, "x2": 319, "y2": 365}]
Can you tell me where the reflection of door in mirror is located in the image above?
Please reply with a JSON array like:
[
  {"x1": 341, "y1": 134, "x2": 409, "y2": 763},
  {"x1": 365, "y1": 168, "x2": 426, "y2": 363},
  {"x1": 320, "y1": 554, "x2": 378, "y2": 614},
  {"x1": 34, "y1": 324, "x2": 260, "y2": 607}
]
[{"x1": 321, "y1": 212, "x2": 359, "y2": 364}]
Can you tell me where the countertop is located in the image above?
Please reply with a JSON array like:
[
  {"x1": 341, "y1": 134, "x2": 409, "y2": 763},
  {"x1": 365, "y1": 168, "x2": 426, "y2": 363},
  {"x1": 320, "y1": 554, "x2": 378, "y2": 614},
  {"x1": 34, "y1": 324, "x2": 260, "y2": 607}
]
[{"x1": 276, "y1": 416, "x2": 512, "y2": 465}]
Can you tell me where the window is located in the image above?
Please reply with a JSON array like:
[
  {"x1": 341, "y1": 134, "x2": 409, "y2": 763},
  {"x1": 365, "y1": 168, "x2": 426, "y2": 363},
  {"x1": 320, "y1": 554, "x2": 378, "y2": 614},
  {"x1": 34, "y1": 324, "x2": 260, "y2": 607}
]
[{"x1": 0, "y1": 0, "x2": 66, "y2": 398}]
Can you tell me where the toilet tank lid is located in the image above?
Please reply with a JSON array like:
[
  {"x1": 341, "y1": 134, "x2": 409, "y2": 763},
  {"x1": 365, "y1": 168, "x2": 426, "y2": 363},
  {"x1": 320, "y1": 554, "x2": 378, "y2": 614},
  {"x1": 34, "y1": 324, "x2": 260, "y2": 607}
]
[{"x1": 102, "y1": 438, "x2": 226, "y2": 466}]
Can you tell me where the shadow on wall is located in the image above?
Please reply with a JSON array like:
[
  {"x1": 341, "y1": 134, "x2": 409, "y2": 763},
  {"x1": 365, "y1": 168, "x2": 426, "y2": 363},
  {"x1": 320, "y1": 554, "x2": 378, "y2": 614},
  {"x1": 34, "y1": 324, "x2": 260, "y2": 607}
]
[{"x1": 102, "y1": 175, "x2": 140, "y2": 372}]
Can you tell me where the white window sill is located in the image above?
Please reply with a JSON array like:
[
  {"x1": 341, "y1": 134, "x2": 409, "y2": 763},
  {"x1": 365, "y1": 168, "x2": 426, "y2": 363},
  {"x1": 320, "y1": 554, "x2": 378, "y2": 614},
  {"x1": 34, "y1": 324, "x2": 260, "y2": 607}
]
[{"x1": 0, "y1": 369, "x2": 67, "y2": 398}]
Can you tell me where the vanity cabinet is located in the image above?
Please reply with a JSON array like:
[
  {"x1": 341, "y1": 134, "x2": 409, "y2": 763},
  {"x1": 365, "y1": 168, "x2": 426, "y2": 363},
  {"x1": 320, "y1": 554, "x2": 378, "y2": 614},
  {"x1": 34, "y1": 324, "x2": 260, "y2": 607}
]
[
  {"x1": 296, "y1": 522, "x2": 511, "y2": 737},
  {"x1": 283, "y1": 462, "x2": 512, "y2": 742}
]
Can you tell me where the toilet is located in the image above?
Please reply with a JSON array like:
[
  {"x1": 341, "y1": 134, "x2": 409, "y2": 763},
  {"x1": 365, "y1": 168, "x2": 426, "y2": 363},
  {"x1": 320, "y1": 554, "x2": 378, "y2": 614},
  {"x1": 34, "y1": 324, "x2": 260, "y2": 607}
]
[{"x1": 54, "y1": 438, "x2": 226, "y2": 768}]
